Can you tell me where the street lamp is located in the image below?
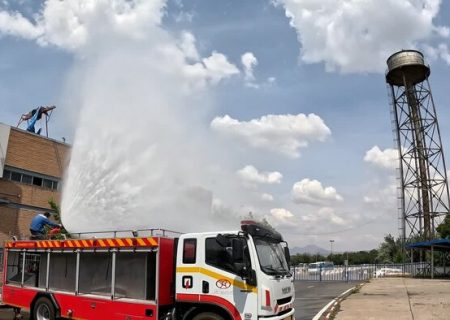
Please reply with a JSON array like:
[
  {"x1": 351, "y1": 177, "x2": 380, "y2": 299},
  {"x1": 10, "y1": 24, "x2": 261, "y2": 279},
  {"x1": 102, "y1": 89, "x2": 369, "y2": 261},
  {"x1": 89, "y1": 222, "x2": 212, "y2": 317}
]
[{"x1": 329, "y1": 240, "x2": 335, "y2": 256}]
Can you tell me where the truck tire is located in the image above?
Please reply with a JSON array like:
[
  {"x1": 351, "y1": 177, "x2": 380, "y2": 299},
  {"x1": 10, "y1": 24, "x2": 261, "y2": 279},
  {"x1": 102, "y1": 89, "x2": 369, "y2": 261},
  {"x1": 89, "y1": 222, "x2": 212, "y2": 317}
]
[
  {"x1": 32, "y1": 297, "x2": 57, "y2": 320},
  {"x1": 192, "y1": 312, "x2": 225, "y2": 320}
]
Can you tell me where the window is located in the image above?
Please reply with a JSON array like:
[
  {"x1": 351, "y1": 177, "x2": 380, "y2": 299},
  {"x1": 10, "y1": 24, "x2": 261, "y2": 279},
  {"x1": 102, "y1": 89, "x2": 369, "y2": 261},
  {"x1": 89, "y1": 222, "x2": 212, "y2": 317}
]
[
  {"x1": 49, "y1": 253, "x2": 76, "y2": 292},
  {"x1": 6, "y1": 251, "x2": 22, "y2": 284},
  {"x1": 79, "y1": 253, "x2": 112, "y2": 296},
  {"x1": 115, "y1": 252, "x2": 154, "y2": 300},
  {"x1": 254, "y1": 238, "x2": 290, "y2": 276},
  {"x1": 3, "y1": 170, "x2": 11, "y2": 179},
  {"x1": 43, "y1": 179, "x2": 53, "y2": 189},
  {"x1": 205, "y1": 237, "x2": 235, "y2": 274},
  {"x1": 10, "y1": 172, "x2": 21, "y2": 182},
  {"x1": 21, "y1": 174, "x2": 32, "y2": 184},
  {"x1": 2, "y1": 166, "x2": 60, "y2": 190},
  {"x1": 32, "y1": 177, "x2": 43, "y2": 187},
  {"x1": 183, "y1": 239, "x2": 197, "y2": 264}
]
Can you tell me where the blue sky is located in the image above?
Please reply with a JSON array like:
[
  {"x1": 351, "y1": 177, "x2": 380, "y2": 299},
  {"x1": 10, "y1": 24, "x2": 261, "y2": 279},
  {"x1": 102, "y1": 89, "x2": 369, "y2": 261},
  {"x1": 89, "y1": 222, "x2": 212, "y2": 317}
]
[{"x1": 1, "y1": 0, "x2": 450, "y2": 251}]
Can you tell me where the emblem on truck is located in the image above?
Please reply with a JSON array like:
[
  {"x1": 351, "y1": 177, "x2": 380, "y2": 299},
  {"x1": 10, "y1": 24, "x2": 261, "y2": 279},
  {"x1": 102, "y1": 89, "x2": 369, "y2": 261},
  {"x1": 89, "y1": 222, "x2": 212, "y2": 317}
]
[
  {"x1": 216, "y1": 279, "x2": 231, "y2": 289},
  {"x1": 282, "y1": 287, "x2": 291, "y2": 294},
  {"x1": 182, "y1": 276, "x2": 193, "y2": 289}
]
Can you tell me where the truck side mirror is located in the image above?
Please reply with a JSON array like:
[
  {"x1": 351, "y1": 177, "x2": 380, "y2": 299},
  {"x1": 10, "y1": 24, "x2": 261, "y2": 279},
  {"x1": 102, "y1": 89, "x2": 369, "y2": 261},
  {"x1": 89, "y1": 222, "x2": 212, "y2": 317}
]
[
  {"x1": 232, "y1": 238, "x2": 244, "y2": 262},
  {"x1": 284, "y1": 246, "x2": 291, "y2": 266}
]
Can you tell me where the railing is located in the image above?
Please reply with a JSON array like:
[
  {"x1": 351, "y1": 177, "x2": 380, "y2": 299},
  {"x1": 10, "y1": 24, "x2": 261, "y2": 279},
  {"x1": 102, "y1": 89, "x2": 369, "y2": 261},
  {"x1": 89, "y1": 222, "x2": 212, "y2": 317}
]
[
  {"x1": 70, "y1": 227, "x2": 183, "y2": 239},
  {"x1": 291, "y1": 262, "x2": 441, "y2": 281}
]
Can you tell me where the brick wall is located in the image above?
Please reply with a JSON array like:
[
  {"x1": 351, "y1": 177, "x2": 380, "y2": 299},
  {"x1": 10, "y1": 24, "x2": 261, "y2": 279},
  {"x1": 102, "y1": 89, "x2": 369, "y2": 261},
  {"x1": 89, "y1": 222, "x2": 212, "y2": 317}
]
[
  {"x1": 0, "y1": 207, "x2": 19, "y2": 244},
  {"x1": 5, "y1": 128, "x2": 70, "y2": 177},
  {"x1": 0, "y1": 127, "x2": 70, "y2": 250}
]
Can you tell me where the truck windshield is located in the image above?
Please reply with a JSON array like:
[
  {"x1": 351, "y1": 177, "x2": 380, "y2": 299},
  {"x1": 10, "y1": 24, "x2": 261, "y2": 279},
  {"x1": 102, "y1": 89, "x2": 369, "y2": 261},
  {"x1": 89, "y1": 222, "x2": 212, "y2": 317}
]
[{"x1": 254, "y1": 238, "x2": 290, "y2": 276}]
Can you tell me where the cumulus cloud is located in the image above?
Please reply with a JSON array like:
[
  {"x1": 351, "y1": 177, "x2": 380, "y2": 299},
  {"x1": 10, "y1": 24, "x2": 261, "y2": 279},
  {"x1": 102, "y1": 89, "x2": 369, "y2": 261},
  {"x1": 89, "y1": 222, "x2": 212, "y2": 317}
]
[
  {"x1": 271, "y1": 208, "x2": 294, "y2": 219},
  {"x1": 202, "y1": 52, "x2": 240, "y2": 81},
  {"x1": 0, "y1": 10, "x2": 43, "y2": 39},
  {"x1": 423, "y1": 43, "x2": 450, "y2": 65},
  {"x1": 274, "y1": 0, "x2": 449, "y2": 73},
  {"x1": 0, "y1": 1, "x2": 240, "y2": 89},
  {"x1": 300, "y1": 207, "x2": 345, "y2": 226},
  {"x1": 241, "y1": 52, "x2": 258, "y2": 87},
  {"x1": 211, "y1": 113, "x2": 331, "y2": 158},
  {"x1": 292, "y1": 178, "x2": 343, "y2": 205},
  {"x1": 364, "y1": 146, "x2": 398, "y2": 170},
  {"x1": 179, "y1": 31, "x2": 199, "y2": 60},
  {"x1": 0, "y1": 0, "x2": 166, "y2": 50},
  {"x1": 237, "y1": 165, "x2": 282, "y2": 185},
  {"x1": 269, "y1": 208, "x2": 296, "y2": 227}
]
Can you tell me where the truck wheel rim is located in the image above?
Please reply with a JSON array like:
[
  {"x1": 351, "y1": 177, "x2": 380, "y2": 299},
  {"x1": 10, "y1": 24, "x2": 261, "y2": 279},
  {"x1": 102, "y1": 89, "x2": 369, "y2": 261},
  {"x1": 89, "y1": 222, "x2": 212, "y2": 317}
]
[{"x1": 36, "y1": 304, "x2": 51, "y2": 320}]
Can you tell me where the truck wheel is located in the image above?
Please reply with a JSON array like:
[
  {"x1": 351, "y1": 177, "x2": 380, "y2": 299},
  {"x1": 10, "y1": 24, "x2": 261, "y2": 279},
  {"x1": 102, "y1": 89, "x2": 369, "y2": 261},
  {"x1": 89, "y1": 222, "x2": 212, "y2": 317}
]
[
  {"x1": 192, "y1": 312, "x2": 225, "y2": 320},
  {"x1": 32, "y1": 297, "x2": 56, "y2": 320}
]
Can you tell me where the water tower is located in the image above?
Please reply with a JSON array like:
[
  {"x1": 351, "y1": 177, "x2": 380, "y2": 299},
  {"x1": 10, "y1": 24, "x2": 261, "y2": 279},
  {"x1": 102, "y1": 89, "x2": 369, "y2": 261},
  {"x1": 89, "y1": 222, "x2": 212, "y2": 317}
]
[{"x1": 386, "y1": 50, "x2": 450, "y2": 244}]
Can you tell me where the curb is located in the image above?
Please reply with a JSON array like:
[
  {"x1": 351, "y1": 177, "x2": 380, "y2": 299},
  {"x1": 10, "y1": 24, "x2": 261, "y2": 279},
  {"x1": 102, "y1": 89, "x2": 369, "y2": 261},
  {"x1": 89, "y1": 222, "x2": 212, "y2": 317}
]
[{"x1": 312, "y1": 283, "x2": 365, "y2": 320}]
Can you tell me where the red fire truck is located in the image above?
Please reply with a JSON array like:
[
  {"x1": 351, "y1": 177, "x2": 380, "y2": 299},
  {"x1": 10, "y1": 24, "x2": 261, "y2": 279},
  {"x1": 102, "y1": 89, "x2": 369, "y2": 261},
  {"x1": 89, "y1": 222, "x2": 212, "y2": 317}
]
[{"x1": 1, "y1": 221, "x2": 295, "y2": 320}]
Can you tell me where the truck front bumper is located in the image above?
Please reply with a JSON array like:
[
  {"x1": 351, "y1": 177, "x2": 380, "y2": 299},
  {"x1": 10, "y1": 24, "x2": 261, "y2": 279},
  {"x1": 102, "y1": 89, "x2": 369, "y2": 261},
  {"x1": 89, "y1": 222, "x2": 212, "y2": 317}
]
[{"x1": 259, "y1": 308, "x2": 295, "y2": 320}]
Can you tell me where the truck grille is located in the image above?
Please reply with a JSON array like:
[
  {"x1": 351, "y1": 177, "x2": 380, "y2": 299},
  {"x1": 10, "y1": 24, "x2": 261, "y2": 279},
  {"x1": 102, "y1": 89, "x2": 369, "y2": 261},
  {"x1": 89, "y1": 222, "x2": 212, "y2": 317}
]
[{"x1": 277, "y1": 296, "x2": 292, "y2": 305}]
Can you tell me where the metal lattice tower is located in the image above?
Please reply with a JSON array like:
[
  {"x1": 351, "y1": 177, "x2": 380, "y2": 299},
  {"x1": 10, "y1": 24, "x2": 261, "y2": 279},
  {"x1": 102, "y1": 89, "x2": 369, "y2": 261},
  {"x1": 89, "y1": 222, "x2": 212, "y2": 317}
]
[{"x1": 386, "y1": 50, "x2": 450, "y2": 244}]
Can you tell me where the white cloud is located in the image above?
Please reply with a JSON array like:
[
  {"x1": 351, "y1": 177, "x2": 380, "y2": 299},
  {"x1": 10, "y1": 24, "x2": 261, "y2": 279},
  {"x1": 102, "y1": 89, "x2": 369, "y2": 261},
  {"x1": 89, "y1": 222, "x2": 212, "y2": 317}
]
[
  {"x1": 237, "y1": 165, "x2": 282, "y2": 185},
  {"x1": 0, "y1": 0, "x2": 167, "y2": 50},
  {"x1": 241, "y1": 52, "x2": 258, "y2": 87},
  {"x1": 292, "y1": 178, "x2": 343, "y2": 205},
  {"x1": 202, "y1": 51, "x2": 240, "y2": 82},
  {"x1": 424, "y1": 43, "x2": 450, "y2": 65},
  {"x1": 0, "y1": 1, "x2": 240, "y2": 89},
  {"x1": 364, "y1": 146, "x2": 398, "y2": 170},
  {"x1": 274, "y1": 0, "x2": 448, "y2": 73},
  {"x1": 181, "y1": 52, "x2": 240, "y2": 90},
  {"x1": 271, "y1": 208, "x2": 294, "y2": 219},
  {"x1": 364, "y1": 182, "x2": 397, "y2": 206},
  {"x1": 211, "y1": 113, "x2": 331, "y2": 158},
  {"x1": 269, "y1": 208, "x2": 296, "y2": 227},
  {"x1": 0, "y1": 10, "x2": 43, "y2": 39},
  {"x1": 300, "y1": 207, "x2": 345, "y2": 226},
  {"x1": 179, "y1": 31, "x2": 199, "y2": 61},
  {"x1": 261, "y1": 193, "x2": 274, "y2": 202}
]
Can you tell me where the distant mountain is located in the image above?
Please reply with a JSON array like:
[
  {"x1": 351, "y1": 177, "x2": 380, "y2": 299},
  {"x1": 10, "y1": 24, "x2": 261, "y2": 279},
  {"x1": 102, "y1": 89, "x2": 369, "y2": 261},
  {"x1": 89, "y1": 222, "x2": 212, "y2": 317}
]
[{"x1": 290, "y1": 244, "x2": 329, "y2": 255}]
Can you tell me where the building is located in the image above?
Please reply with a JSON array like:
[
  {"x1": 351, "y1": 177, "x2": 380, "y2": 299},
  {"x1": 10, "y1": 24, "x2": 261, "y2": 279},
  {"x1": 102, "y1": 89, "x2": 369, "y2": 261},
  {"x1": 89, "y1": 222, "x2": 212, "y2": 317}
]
[{"x1": 0, "y1": 122, "x2": 70, "y2": 250}]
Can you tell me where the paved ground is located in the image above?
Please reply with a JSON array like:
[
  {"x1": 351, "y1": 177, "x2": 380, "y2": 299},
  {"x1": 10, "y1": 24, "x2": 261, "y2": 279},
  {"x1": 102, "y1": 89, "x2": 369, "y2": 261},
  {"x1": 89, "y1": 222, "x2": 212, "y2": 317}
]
[
  {"x1": 293, "y1": 280, "x2": 361, "y2": 320},
  {"x1": 335, "y1": 277, "x2": 450, "y2": 320},
  {"x1": 0, "y1": 307, "x2": 30, "y2": 320}
]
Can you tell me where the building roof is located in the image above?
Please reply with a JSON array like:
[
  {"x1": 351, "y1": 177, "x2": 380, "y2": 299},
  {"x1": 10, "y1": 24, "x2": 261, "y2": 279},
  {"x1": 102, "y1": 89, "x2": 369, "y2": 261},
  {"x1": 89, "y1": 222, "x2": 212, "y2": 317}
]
[{"x1": 405, "y1": 238, "x2": 450, "y2": 251}]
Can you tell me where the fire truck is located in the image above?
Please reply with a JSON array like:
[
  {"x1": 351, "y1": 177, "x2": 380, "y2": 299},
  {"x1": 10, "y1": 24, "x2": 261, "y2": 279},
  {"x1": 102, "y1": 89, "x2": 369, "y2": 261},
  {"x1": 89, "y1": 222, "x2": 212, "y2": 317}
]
[{"x1": 1, "y1": 221, "x2": 295, "y2": 320}]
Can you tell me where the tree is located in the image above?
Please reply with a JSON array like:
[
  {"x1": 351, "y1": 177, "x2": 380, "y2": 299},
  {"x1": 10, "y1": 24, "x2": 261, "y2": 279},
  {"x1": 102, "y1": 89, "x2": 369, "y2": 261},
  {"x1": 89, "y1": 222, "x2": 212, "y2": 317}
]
[
  {"x1": 48, "y1": 198, "x2": 70, "y2": 239},
  {"x1": 377, "y1": 234, "x2": 403, "y2": 263},
  {"x1": 436, "y1": 213, "x2": 450, "y2": 239}
]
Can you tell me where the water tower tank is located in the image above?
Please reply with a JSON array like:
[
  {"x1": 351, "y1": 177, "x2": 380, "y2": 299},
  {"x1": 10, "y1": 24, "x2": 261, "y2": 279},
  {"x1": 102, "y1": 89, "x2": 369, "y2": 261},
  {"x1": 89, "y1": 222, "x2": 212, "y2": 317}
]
[{"x1": 386, "y1": 50, "x2": 430, "y2": 86}]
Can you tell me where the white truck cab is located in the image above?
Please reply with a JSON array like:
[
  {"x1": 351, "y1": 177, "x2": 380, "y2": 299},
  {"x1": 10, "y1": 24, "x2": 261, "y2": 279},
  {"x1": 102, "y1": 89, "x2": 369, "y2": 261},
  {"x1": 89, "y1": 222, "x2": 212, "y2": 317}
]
[{"x1": 175, "y1": 221, "x2": 295, "y2": 320}]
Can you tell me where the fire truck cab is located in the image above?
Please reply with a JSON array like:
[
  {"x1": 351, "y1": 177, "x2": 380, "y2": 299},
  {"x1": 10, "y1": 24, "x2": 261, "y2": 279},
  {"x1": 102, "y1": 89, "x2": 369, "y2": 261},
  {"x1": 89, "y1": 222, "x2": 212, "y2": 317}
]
[
  {"x1": 175, "y1": 221, "x2": 294, "y2": 320},
  {"x1": 1, "y1": 221, "x2": 295, "y2": 320}
]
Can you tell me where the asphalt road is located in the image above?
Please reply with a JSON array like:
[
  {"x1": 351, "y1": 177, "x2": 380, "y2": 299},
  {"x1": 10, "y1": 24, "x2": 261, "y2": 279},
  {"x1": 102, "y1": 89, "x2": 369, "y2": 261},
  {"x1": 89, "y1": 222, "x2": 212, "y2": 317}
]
[
  {"x1": 0, "y1": 281, "x2": 361, "y2": 320},
  {"x1": 293, "y1": 280, "x2": 362, "y2": 320},
  {"x1": 0, "y1": 307, "x2": 29, "y2": 320}
]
